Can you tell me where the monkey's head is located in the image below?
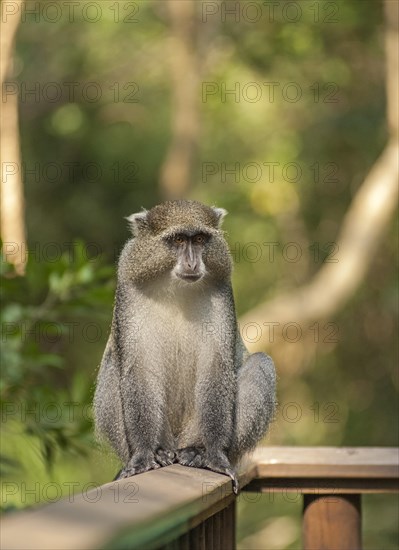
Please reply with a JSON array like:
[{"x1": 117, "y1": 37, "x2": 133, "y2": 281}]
[{"x1": 126, "y1": 200, "x2": 232, "y2": 285}]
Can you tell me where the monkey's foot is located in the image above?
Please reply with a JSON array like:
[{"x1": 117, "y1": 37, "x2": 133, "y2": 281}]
[
  {"x1": 204, "y1": 450, "x2": 239, "y2": 495},
  {"x1": 155, "y1": 447, "x2": 176, "y2": 466},
  {"x1": 176, "y1": 447, "x2": 239, "y2": 494},
  {"x1": 116, "y1": 452, "x2": 161, "y2": 479},
  {"x1": 116, "y1": 449, "x2": 176, "y2": 480},
  {"x1": 176, "y1": 446, "x2": 207, "y2": 468}
]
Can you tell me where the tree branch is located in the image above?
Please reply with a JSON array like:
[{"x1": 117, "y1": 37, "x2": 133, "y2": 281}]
[
  {"x1": 1, "y1": 0, "x2": 26, "y2": 275},
  {"x1": 240, "y1": 0, "x2": 399, "y2": 351},
  {"x1": 158, "y1": 0, "x2": 200, "y2": 199}
]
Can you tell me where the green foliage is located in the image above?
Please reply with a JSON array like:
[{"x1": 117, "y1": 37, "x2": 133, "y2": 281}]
[{"x1": 1, "y1": 242, "x2": 114, "y2": 479}]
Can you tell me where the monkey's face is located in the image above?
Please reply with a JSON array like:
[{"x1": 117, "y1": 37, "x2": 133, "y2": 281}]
[
  {"x1": 166, "y1": 232, "x2": 210, "y2": 283},
  {"x1": 126, "y1": 201, "x2": 232, "y2": 286}
]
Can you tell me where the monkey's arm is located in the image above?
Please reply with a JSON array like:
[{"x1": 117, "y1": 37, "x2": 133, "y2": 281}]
[
  {"x1": 177, "y1": 284, "x2": 238, "y2": 488},
  {"x1": 100, "y1": 282, "x2": 173, "y2": 477}
]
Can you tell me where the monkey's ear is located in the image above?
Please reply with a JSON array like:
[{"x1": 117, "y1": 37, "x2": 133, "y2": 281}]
[
  {"x1": 126, "y1": 210, "x2": 149, "y2": 236},
  {"x1": 212, "y1": 207, "x2": 228, "y2": 227}
]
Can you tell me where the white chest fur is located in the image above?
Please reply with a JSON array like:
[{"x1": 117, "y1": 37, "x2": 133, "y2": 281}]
[{"x1": 137, "y1": 282, "x2": 215, "y2": 439}]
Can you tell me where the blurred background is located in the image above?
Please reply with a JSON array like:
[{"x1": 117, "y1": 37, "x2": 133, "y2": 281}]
[{"x1": 1, "y1": 1, "x2": 398, "y2": 548}]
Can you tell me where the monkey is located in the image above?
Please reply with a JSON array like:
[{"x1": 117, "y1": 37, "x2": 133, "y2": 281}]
[{"x1": 94, "y1": 200, "x2": 276, "y2": 493}]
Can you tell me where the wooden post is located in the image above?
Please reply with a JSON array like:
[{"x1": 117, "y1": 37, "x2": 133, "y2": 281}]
[
  {"x1": 166, "y1": 500, "x2": 236, "y2": 550},
  {"x1": 222, "y1": 502, "x2": 236, "y2": 549},
  {"x1": 303, "y1": 493, "x2": 361, "y2": 550},
  {"x1": 186, "y1": 501, "x2": 235, "y2": 550}
]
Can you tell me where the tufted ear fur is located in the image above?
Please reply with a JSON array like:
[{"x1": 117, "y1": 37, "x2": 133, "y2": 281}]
[
  {"x1": 126, "y1": 210, "x2": 149, "y2": 236},
  {"x1": 212, "y1": 207, "x2": 228, "y2": 227}
]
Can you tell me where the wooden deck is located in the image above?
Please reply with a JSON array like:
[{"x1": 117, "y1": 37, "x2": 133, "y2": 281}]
[{"x1": 1, "y1": 446, "x2": 398, "y2": 550}]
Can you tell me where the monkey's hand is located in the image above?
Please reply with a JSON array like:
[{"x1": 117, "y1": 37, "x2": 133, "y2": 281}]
[
  {"x1": 116, "y1": 448, "x2": 176, "y2": 479},
  {"x1": 116, "y1": 451, "x2": 161, "y2": 479},
  {"x1": 176, "y1": 447, "x2": 239, "y2": 494},
  {"x1": 155, "y1": 447, "x2": 176, "y2": 466}
]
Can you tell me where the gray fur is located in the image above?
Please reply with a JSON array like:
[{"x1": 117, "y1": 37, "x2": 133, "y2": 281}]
[{"x1": 93, "y1": 200, "x2": 276, "y2": 492}]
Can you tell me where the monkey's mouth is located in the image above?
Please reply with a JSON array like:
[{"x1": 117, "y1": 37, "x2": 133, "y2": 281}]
[{"x1": 176, "y1": 272, "x2": 203, "y2": 283}]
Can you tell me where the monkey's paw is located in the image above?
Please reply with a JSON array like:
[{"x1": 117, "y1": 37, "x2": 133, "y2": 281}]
[
  {"x1": 176, "y1": 447, "x2": 239, "y2": 494},
  {"x1": 155, "y1": 447, "x2": 176, "y2": 466},
  {"x1": 116, "y1": 452, "x2": 160, "y2": 479},
  {"x1": 204, "y1": 450, "x2": 239, "y2": 495},
  {"x1": 176, "y1": 446, "x2": 207, "y2": 468}
]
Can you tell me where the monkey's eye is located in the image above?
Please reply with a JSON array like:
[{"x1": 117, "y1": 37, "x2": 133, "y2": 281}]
[
  {"x1": 173, "y1": 235, "x2": 186, "y2": 245},
  {"x1": 193, "y1": 234, "x2": 205, "y2": 244}
]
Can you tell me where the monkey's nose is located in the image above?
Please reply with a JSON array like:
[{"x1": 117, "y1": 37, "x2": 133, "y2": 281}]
[{"x1": 187, "y1": 259, "x2": 198, "y2": 271}]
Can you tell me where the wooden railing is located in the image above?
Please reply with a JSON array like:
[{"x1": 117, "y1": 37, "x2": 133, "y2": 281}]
[{"x1": 1, "y1": 447, "x2": 398, "y2": 550}]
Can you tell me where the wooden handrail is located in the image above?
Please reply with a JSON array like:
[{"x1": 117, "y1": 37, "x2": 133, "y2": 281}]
[
  {"x1": 1, "y1": 447, "x2": 398, "y2": 550},
  {"x1": 253, "y1": 446, "x2": 399, "y2": 478},
  {"x1": 247, "y1": 446, "x2": 399, "y2": 493}
]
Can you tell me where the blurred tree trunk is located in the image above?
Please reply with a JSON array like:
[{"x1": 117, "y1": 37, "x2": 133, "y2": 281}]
[
  {"x1": 1, "y1": 0, "x2": 26, "y2": 275},
  {"x1": 159, "y1": 0, "x2": 200, "y2": 199},
  {"x1": 240, "y1": 0, "x2": 399, "y2": 352}
]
